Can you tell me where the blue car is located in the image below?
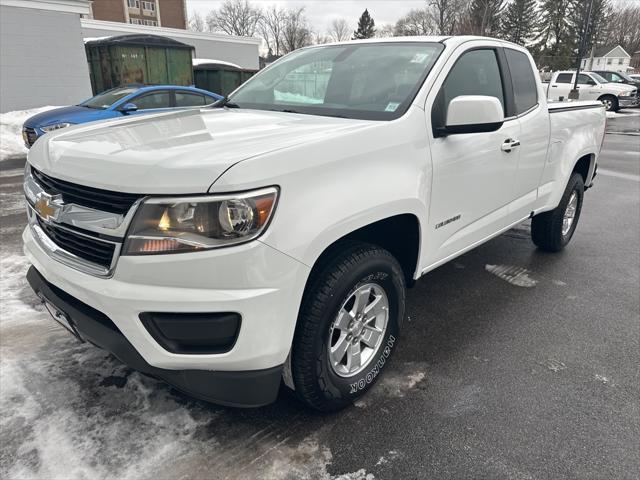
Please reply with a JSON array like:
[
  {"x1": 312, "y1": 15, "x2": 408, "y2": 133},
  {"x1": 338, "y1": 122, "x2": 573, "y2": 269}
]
[{"x1": 23, "y1": 85, "x2": 222, "y2": 148}]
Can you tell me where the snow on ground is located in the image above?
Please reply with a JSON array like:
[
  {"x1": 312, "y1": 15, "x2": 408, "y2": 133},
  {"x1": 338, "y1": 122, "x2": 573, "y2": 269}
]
[
  {"x1": 354, "y1": 362, "x2": 427, "y2": 408},
  {"x1": 1, "y1": 236, "x2": 389, "y2": 479},
  {"x1": 0, "y1": 106, "x2": 58, "y2": 161}
]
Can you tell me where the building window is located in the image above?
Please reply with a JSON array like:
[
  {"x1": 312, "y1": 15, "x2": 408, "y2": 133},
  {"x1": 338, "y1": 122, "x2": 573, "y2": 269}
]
[
  {"x1": 129, "y1": 18, "x2": 143, "y2": 25},
  {"x1": 142, "y1": 1, "x2": 156, "y2": 11},
  {"x1": 142, "y1": 19, "x2": 158, "y2": 26},
  {"x1": 607, "y1": 58, "x2": 612, "y2": 65},
  {"x1": 127, "y1": 0, "x2": 140, "y2": 8},
  {"x1": 618, "y1": 58, "x2": 624, "y2": 65}
]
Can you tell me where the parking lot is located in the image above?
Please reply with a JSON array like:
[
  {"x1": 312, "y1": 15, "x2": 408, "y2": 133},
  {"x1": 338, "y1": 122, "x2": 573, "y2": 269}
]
[{"x1": 0, "y1": 111, "x2": 638, "y2": 479}]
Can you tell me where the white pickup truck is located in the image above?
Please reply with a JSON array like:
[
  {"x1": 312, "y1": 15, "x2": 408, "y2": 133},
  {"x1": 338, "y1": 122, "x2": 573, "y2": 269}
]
[
  {"x1": 24, "y1": 36, "x2": 606, "y2": 411},
  {"x1": 547, "y1": 70, "x2": 638, "y2": 111}
]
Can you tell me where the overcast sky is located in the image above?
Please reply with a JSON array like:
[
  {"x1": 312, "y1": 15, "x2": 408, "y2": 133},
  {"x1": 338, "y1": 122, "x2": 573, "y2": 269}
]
[{"x1": 187, "y1": 0, "x2": 430, "y2": 34}]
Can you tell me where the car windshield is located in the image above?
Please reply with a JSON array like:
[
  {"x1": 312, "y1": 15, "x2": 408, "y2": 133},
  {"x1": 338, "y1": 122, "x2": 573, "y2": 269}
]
[
  {"x1": 589, "y1": 73, "x2": 608, "y2": 84},
  {"x1": 79, "y1": 87, "x2": 140, "y2": 109},
  {"x1": 616, "y1": 71, "x2": 635, "y2": 82},
  {"x1": 229, "y1": 42, "x2": 444, "y2": 120}
]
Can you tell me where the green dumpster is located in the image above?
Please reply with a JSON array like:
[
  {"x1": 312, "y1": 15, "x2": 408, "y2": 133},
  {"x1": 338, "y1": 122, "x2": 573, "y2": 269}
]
[
  {"x1": 192, "y1": 59, "x2": 257, "y2": 97},
  {"x1": 85, "y1": 34, "x2": 195, "y2": 94}
]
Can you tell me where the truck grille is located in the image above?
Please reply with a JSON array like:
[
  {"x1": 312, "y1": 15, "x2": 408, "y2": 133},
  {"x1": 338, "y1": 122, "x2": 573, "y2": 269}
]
[
  {"x1": 23, "y1": 127, "x2": 38, "y2": 147},
  {"x1": 36, "y1": 216, "x2": 116, "y2": 269},
  {"x1": 31, "y1": 167, "x2": 140, "y2": 214}
]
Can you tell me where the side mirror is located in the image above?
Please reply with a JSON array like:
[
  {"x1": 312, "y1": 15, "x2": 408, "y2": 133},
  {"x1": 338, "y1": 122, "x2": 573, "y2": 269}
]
[
  {"x1": 120, "y1": 103, "x2": 138, "y2": 113},
  {"x1": 588, "y1": 80, "x2": 596, "y2": 85},
  {"x1": 439, "y1": 95, "x2": 504, "y2": 136}
]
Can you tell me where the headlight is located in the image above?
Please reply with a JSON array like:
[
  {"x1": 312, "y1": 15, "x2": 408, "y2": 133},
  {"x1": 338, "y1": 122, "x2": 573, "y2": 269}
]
[
  {"x1": 41, "y1": 122, "x2": 73, "y2": 132},
  {"x1": 618, "y1": 91, "x2": 635, "y2": 98},
  {"x1": 123, "y1": 187, "x2": 278, "y2": 255}
]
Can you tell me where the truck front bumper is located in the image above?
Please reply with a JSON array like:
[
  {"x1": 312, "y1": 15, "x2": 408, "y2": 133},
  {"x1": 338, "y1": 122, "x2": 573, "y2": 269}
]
[
  {"x1": 618, "y1": 97, "x2": 639, "y2": 108},
  {"x1": 23, "y1": 227, "x2": 310, "y2": 407}
]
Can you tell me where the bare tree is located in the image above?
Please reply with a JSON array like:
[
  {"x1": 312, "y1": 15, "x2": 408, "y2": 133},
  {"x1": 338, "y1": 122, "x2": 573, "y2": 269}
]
[
  {"x1": 376, "y1": 24, "x2": 397, "y2": 38},
  {"x1": 429, "y1": 0, "x2": 469, "y2": 35},
  {"x1": 328, "y1": 18, "x2": 351, "y2": 42},
  {"x1": 313, "y1": 31, "x2": 331, "y2": 45},
  {"x1": 206, "y1": 0, "x2": 262, "y2": 37},
  {"x1": 601, "y1": 2, "x2": 640, "y2": 62},
  {"x1": 188, "y1": 11, "x2": 206, "y2": 32},
  {"x1": 281, "y1": 8, "x2": 312, "y2": 53},
  {"x1": 259, "y1": 5, "x2": 287, "y2": 55},
  {"x1": 395, "y1": 8, "x2": 435, "y2": 36}
]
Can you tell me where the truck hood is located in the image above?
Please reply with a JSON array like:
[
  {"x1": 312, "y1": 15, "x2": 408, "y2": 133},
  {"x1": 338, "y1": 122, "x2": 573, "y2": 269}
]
[
  {"x1": 28, "y1": 108, "x2": 375, "y2": 194},
  {"x1": 600, "y1": 82, "x2": 637, "y2": 94}
]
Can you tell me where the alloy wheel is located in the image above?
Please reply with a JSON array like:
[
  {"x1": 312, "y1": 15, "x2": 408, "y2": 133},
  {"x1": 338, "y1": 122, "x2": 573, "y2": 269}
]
[{"x1": 328, "y1": 283, "x2": 389, "y2": 377}]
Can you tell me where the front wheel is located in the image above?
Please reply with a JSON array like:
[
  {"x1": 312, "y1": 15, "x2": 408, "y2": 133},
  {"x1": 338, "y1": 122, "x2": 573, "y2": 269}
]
[
  {"x1": 531, "y1": 173, "x2": 585, "y2": 252},
  {"x1": 599, "y1": 95, "x2": 618, "y2": 112},
  {"x1": 291, "y1": 243, "x2": 406, "y2": 411}
]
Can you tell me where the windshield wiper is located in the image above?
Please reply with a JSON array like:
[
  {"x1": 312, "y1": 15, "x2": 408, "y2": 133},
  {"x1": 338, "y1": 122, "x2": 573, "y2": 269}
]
[{"x1": 212, "y1": 96, "x2": 240, "y2": 109}]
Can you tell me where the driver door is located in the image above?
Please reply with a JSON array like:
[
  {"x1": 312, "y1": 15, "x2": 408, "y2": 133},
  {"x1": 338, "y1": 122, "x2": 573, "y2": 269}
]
[{"x1": 423, "y1": 45, "x2": 521, "y2": 267}]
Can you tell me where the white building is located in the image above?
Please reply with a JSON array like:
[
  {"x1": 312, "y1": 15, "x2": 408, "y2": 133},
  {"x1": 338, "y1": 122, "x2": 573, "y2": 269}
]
[
  {"x1": 0, "y1": 0, "x2": 93, "y2": 113},
  {"x1": 0, "y1": 0, "x2": 260, "y2": 113},
  {"x1": 581, "y1": 45, "x2": 632, "y2": 72}
]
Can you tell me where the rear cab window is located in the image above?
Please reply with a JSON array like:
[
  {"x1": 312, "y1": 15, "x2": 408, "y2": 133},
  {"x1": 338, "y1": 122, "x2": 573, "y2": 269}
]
[
  {"x1": 555, "y1": 73, "x2": 573, "y2": 84},
  {"x1": 504, "y1": 49, "x2": 538, "y2": 115}
]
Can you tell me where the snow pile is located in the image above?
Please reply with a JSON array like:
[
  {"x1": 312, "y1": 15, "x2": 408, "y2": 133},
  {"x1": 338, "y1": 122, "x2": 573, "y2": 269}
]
[
  {"x1": 354, "y1": 362, "x2": 427, "y2": 408},
  {"x1": 0, "y1": 106, "x2": 58, "y2": 161},
  {"x1": 192, "y1": 58, "x2": 242, "y2": 69}
]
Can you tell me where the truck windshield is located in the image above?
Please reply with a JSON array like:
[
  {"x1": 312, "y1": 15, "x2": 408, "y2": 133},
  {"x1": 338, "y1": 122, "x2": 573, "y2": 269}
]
[
  {"x1": 229, "y1": 42, "x2": 444, "y2": 120},
  {"x1": 79, "y1": 87, "x2": 140, "y2": 109}
]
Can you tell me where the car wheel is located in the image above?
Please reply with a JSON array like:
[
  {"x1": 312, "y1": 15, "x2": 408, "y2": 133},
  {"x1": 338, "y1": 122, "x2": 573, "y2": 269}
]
[
  {"x1": 290, "y1": 242, "x2": 406, "y2": 411},
  {"x1": 531, "y1": 173, "x2": 585, "y2": 252},
  {"x1": 599, "y1": 95, "x2": 618, "y2": 112}
]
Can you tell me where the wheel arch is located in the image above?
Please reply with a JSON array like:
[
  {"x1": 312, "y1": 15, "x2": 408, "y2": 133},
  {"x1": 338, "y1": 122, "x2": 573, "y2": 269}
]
[
  {"x1": 304, "y1": 214, "x2": 422, "y2": 292},
  {"x1": 571, "y1": 152, "x2": 596, "y2": 188}
]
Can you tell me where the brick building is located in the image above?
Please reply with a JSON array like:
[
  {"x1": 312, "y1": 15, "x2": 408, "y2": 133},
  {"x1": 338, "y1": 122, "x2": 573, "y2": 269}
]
[{"x1": 88, "y1": 0, "x2": 187, "y2": 29}]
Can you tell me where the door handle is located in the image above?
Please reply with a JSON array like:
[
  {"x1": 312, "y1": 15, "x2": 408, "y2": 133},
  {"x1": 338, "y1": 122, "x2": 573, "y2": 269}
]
[
  {"x1": 501, "y1": 139, "x2": 520, "y2": 153},
  {"x1": 551, "y1": 85, "x2": 558, "y2": 87}
]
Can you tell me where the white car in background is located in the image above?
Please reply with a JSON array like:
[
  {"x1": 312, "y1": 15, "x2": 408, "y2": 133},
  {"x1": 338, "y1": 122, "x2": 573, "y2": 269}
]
[{"x1": 547, "y1": 70, "x2": 638, "y2": 111}]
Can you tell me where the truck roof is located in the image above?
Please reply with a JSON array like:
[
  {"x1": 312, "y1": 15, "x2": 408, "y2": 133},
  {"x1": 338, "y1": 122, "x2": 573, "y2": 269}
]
[{"x1": 300, "y1": 35, "x2": 524, "y2": 49}]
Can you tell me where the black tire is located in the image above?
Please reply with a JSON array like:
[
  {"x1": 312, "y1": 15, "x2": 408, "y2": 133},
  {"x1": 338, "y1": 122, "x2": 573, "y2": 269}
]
[
  {"x1": 599, "y1": 95, "x2": 618, "y2": 112},
  {"x1": 531, "y1": 173, "x2": 585, "y2": 252},
  {"x1": 291, "y1": 243, "x2": 406, "y2": 411}
]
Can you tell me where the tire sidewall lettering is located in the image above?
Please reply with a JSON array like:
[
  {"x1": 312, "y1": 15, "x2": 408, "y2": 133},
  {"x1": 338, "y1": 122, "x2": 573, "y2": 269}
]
[{"x1": 349, "y1": 334, "x2": 396, "y2": 394}]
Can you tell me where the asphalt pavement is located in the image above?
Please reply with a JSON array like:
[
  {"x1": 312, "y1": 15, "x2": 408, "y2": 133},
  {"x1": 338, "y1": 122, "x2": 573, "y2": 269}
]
[{"x1": 0, "y1": 112, "x2": 638, "y2": 479}]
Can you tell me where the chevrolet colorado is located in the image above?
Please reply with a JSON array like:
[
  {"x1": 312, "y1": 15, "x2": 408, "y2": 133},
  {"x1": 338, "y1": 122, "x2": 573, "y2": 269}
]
[{"x1": 23, "y1": 37, "x2": 606, "y2": 411}]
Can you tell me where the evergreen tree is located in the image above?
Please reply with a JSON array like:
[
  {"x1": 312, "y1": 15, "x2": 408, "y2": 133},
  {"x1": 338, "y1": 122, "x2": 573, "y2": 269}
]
[
  {"x1": 535, "y1": 0, "x2": 576, "y2": 70},
  {"x1": 468, "y1": 0, "x2": 505, "y2": 36},
  {"x1": 500, "y1": 0, "x2": 539, "y2": 45},
  {"x1": 569, "y1": 0, "x2": 611, "y2": 58},
  {"x1": 353, "y1": 9, "x2": 376, "y2": 39}
]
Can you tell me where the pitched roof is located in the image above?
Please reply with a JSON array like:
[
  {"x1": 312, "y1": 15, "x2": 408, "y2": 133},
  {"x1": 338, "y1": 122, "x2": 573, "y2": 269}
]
[{"x1": 594, "y1": 45, "x2": 630, "y2": 58}]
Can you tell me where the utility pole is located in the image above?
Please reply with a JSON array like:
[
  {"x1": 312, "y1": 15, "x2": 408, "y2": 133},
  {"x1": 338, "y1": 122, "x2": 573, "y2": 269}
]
[{"x1": 569, "y1": 0, "x2": 595, "y2": 100}]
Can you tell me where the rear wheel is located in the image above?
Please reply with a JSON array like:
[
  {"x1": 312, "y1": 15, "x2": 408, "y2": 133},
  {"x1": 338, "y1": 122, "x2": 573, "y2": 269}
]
[
  {"x1": 599, "y1": 95, "x2": 618, "y2": 112},
  {"x1": 531, "y1": 173, "x2": 585, "y2": 252},
  {"x1": 290, "y1": 243, "x2": 405, "y2": 411}
]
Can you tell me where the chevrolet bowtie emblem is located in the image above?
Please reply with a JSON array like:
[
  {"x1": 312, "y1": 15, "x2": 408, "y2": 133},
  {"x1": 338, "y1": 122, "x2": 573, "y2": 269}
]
[{"x1": 34, "y1": 192, "x2": 63, "y2": 222}]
